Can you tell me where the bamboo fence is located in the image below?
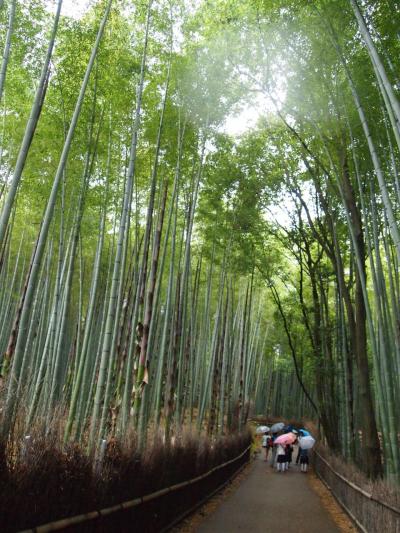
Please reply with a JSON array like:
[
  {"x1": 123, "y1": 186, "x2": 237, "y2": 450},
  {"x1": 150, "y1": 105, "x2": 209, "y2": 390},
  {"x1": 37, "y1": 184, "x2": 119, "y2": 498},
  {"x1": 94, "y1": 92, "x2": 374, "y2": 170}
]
[
  {"x1": 18, "y1": 444, "x2": 252, "y2": 533},
  {"x1": 314, "y1": 451, "x2": 400, "y2": 533}
]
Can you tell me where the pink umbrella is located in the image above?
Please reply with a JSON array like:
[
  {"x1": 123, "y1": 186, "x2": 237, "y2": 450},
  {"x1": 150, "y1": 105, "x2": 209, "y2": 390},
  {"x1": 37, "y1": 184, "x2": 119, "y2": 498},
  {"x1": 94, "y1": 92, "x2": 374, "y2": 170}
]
[{"x1": 274, "y1": 432, "x2": 297, "y2": 445}]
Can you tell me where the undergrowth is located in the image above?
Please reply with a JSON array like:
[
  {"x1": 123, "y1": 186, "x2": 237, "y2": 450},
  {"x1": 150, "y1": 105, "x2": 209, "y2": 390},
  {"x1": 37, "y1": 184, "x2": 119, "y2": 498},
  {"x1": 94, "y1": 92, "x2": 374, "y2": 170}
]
[{"x1": 0, "y1": 421, "x2": 251, "y2": 532}]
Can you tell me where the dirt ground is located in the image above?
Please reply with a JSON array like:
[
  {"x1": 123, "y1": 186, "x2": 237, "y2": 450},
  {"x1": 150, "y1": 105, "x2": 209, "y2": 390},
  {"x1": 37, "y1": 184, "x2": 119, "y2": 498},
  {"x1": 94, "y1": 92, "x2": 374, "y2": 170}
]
[{"x1": 172, "y1": 448, "x2": 357, "y2": 533}]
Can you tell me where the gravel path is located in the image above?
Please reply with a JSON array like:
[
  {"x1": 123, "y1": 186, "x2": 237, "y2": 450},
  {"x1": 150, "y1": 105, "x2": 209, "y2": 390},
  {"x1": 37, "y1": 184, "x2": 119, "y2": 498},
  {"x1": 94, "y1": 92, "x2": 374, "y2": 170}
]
[{"x1": 195, "y1": 451, "x2": 341, "y2": 533}]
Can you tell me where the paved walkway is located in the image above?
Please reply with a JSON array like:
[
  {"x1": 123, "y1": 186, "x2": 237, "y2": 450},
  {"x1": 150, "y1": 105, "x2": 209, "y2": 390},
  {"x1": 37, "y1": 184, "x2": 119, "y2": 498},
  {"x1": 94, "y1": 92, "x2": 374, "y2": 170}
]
[{"x1": 196, "y1": 450, "x2": 340, "y2": 533}]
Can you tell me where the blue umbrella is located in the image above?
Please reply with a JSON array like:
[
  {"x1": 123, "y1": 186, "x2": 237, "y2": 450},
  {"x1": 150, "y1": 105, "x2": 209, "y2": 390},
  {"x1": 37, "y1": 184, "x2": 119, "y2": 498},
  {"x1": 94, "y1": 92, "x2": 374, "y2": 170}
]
[
  {"x1": 299, "y1": 428, "x2": 311, "y2": 436},
  {"x1": 282, "y1": 425, "x2": 294, "y2": 433}
]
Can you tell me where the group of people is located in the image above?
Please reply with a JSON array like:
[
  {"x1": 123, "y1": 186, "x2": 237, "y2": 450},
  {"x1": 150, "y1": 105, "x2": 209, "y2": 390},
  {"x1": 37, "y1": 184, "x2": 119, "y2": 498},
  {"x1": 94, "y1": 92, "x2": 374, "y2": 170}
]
[{"x1": 261, "y1": 431, "x2": 309, "y2": 473}]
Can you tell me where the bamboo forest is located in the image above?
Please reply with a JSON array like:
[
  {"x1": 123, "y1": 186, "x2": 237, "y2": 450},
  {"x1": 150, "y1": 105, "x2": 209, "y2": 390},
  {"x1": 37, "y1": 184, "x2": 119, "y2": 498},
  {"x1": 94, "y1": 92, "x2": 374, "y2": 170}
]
[{"x1": 0, "y1": 0, "x2": 400, "y2": 530}]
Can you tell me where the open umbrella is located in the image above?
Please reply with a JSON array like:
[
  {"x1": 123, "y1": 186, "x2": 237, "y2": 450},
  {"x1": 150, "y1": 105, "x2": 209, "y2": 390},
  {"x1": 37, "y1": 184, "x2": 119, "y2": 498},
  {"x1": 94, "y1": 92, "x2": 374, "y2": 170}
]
[
  {"x1": 299, "y1": 435, "x2": 315, "y2": 450},
  {"x1": 255, "y1": 425, "x2": 270, "y2": 434},
  {"x1": 270, "y1": 422, "x2": 285, "y2": 433},
  {"x1": 299, "y1": 428, "x2": 311, "y2": 436},
  {"x1": 274, "y1": 432, "x2": 297, "y2": 445}
]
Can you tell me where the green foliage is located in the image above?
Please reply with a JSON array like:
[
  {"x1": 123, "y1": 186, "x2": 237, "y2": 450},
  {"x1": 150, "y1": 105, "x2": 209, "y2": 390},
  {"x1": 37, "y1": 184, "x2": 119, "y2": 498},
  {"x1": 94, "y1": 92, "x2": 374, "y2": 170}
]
[{"x1": 1, "y1": 0, "x2": 400, "y2": 481}]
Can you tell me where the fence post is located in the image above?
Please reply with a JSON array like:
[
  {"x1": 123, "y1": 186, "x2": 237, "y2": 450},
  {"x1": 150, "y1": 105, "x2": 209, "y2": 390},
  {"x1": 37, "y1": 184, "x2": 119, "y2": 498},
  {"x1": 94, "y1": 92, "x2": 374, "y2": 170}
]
[
  {"x1": 22, "y1": 435, "x2": 32, "y2": 462},
  {"x1": 96, "y1": 439, "x2": 107, "y2": 474}
]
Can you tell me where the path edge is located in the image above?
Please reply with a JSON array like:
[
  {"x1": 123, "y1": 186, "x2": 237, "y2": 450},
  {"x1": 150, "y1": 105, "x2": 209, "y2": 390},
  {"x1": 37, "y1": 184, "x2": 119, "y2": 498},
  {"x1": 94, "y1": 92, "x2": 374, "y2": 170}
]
[{"x1": 162, "y1": 453, "x2": 254, "y2": 532}]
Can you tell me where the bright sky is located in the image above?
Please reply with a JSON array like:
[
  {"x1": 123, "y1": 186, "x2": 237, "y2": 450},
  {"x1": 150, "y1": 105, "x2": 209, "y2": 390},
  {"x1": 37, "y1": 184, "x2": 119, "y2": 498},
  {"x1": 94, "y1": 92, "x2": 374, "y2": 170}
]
[
  {"x1": 222, "y1": 103, "x2": 263, "y2": 137},
  {"x1": 221, "y1": 76, "x2": 286, "y2": 137},
  {"x1": 55, "y1": 0, "x2": 92, "y2": 18},
  {"x1": 50, "y1": 0, "x2": 202, "y2": 19},
  {"x1": 221, "y1": 93, "x2": 274, "y2": 137}
]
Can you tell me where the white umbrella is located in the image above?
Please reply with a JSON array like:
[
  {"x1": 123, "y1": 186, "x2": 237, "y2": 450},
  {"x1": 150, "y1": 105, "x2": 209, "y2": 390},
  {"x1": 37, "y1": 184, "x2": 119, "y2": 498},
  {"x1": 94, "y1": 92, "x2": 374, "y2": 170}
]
[
  {"x1": 299, "y1": 435, "x2": 316, "y2": 450},
  {"x1": 255, "y1": 425, "x2": 270, "y2": 434},
  {"x1": 270, "y1": 422, "x2": 285, "y2": 433}
]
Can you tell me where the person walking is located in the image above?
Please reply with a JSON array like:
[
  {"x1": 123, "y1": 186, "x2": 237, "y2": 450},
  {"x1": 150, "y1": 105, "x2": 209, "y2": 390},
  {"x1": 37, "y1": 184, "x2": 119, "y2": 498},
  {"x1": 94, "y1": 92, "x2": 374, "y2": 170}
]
[
  {"x1": 276, "y1": 443, "x2": 286, "y2": 472},
  {"x1": 267, "y1": 432, "x2": 273, "y2": 459},
  {"x1": 261, "y1": 432, "x2": 269, "y2": 461},
  {"x1": 296, "y1": 445, "x2": 302, "y2": 465},
  {"x1": 300, "y1": 448, "x2": 309, "y2": 472},
  {"x1": 285, "y1": 443, "x2": 293, "y2": 469},
  {"x1": 270, "y1": 432, "x2": 278, "y2": 467}
]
